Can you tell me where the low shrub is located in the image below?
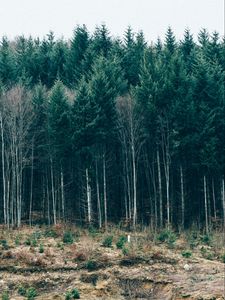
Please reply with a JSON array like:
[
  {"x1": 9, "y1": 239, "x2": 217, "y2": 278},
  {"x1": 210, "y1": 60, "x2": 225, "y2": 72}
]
[
  {"x1": 15, "y1": 235, "x2": 21, "y2": 246},
  {"x1": 181, "y1": 250, "x2": 192, "y2": 258},
  {"x1": 116, "y1": 235, "x2": 126, "y2": 249},
  {"x1": 65, "y1": 288, "x2": 80, "y2": 299},
  {"x1": 1, "y1": 291, "x2": 9, "y2": 300},
  {"x1": 44, "y1": 229, "x2": 58, "y2": 238},
  {"x1": 63, "y1": 231, "x2": 74, "y2": 244},
  {"x1": 122, "y1": 247, "x2": 130, "y2": 256},
  {"x1": 26, "y1": 287, "x2": 37, "y2": 300},
  {"x1": 157, "y1": 229, "x2": 177, "y2": 246},
  {"x1": 17, "y1": 285, "x2": 26, "y2": 296},
  {"x1": 0, "y1": 240, "x2": 9, "y2": 250},
  {"x1": 221, "y1": 253, "x2": 225, "y2": 263},
  {"x1": 39, "y1": 243, "x2": 44, "y2": 253},
  {"x1": 86, "y1": 260, "x2": 97, "y2": 271},
  {"x1": 102, "y1": 235, "x2": 113, "y2": 248},
  {"x1": 201, "y1": 234, "x2": 211, "y2": 245}
]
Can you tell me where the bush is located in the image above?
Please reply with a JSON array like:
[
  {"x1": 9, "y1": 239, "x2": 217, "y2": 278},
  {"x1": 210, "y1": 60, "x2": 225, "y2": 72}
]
[
  {"x1": 86, "y1": 260, "x2": 97, "y2": 271},
  {"x1": 201, "y1": 234, "x2": 211, "y2": 245},
  {"x1": 1, "y1": 291, "x2": 9, "y2": 300},
  {"x1": 65, "y1": 289, "x2": 80, "y2": 300},
  {"x1": 116, "y1": 236, "x2": 126, "y2": 249},
  {"x1": 88, "y1": 225, "x2": 98, "y2": 237},
  {"x1": 122, "y1": 247, "x2": 129, "y2": 256},
  {"x1": 65, "y1": 292, "x2": 72, "y2": 300},
  {"x1": 44, "y1": 229, "x2": 58, "y2": 238},
  {"x1": 157, "y1": 229, "x2": 177, "y2": 246},
  {"x1": 63, "y1": 231, "x2": 74, "y2": 244},
  {"x1": 0, "y1": 240, "x2": 9, "y2": 250},
  {"x1": 221, "y1": 253, "x2": 225, "y2": 263},
  {"x1": 15, "y1": 236, "x2": 21, "y2": 246},
  {"x1": 17, "y1": 285, "x2": 26, "y2": 296},
  {"x1": 102, "y1": 235, "x2": 113, "y2": 248},
  {"x1": 181, "y1": 250, "x2": 192, "y2": 258},
  {"x1": 71, "y1": 289, "x2": 80, "y2": 299},
  {"x1": 39, "y1": 243, "x2": 44, "y2": 253},
  {"x1": 26, "y1": 287, "x2": 37, "y2": 300}
]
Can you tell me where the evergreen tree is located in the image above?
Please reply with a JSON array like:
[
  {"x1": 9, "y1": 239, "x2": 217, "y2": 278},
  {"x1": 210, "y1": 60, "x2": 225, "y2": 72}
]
[{"x1": 0, "y1": 37, "x2": 15, "y2": 86}]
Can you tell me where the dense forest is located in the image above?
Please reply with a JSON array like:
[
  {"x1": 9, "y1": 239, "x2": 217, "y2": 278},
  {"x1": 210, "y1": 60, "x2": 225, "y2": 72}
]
[{"x1": 0, "y1": 25, "x2": 224, "y2": 231}]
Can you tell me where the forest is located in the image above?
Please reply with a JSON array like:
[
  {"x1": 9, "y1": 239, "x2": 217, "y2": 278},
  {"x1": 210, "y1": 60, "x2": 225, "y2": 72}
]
[{"x1": 0, "y1": 24, "x2": 224, "y2": 231}]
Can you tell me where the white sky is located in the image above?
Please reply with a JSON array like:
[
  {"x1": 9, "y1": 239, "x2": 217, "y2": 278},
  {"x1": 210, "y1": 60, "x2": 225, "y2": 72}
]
[{"x1": 0, "y1": 0, "x2": 224, "y2": 42}]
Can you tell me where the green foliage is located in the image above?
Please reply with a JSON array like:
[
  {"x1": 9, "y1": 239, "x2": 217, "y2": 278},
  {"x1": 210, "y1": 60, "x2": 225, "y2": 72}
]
[
  {"x1": 15, "y1": 235, "x2": 21, "y2": 246},
  {"x1": 88, "y1": 225, "x2": 98, "y2": 237},
  {"x1": 25, "y1": 237, "x2": 37, "y2": 247},
  {"x1": 39, "y1": 243, "x2": 44, "y2": 253},
  {"x1": 221, "y1": 253, "x2": 225, "y2": 263},
  {"x1": 26, "y1": 287, "x2": 37, "y2": 300},
  {"x1": 157, "y1": 230, "x2": 177, "y2": 246},
  {"x1": 181, "y1": 250, "x2": 192, "y2": 258},
  {"x1": 63, "y1": 231, "x2": 74, "y2": 244},
  {"x1": 0, "y1": 25, "x2": 224, "y2": 232},
  {"x1": 0, "y1": 240, "x2": 9, "y2": 250},
  {"x1": 85, "y1": 260, "x2": 97, "y2": 271},
  {"x1": 1, "y1": 291, "x2": 9, "y2": 300},
  {"x1": 116, "y1": 235, "x2": 127, "y2": 249},
  {"x1": 102, "y1": 235, "x2": 113, "y2": 248},
  {"x1": 17, "y1": 285, "x2": 26, "y2": 296},
  {"x1": 201, "y1": 234, "x2": 211, "y2": 245},
  {"x1": 44, "y1": 229, "x2": 58, "y2": 238},
  {"x1": 65, "y1": 290, "x2": 80, "y2": 300},
  {"x1": 122, "y1": 247, "x2": 130, "y2": 256}
]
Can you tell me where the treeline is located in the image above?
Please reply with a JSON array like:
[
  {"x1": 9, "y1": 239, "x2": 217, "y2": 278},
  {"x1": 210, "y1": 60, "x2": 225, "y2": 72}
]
[{"x1": 0, "y1": 25, "x2": 224, "y2": 231}]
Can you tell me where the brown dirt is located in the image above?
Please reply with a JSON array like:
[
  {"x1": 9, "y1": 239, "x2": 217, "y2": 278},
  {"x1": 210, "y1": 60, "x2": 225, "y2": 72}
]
[{"x1": 0, "y1": 227, "x2": 224, "y2": 299}]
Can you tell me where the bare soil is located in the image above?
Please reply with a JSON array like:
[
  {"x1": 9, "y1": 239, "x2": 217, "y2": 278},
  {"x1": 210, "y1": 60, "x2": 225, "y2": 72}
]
[{"x1": 0, "y1": 225, "x2": 224, "y2": 299}]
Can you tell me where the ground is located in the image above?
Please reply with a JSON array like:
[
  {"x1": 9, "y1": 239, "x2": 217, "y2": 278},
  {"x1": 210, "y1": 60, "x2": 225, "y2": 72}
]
[{"x1": 0, "y1": 225, "x2": 224, "y2": 299}]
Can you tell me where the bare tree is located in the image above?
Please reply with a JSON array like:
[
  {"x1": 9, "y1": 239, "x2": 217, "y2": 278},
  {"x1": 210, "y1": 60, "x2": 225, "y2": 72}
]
[
  {"x1": 117, "y1": 95, "x2": 144, "y2": 229},
  {"x1": 0, "y1": 86, "x2": 34, "y2": 227}
]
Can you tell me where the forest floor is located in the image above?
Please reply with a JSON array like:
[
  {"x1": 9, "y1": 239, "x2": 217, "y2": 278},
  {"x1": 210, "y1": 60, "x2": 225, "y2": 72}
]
[{"x1": 0, "y1": 224, "x2": 224, "y2": 300}]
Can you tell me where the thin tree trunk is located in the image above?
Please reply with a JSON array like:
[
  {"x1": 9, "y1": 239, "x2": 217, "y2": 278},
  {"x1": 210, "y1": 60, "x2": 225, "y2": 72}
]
[
  {"x1": 50, "y1": 157, "x2": 56, "y2": 225},
  {"x1": 46, "y1": 173, "x2": 50, "y2": 225},
  {"x1": 95, "y1": 159, "x2": 102, "y2": 228},
  {"x1": 29, "y1": 141, "x2": 34, "y2": 226},
  {"x1": 0, "y1": 113, "x2": 7, "y2": 226},
  {"x1": 204, "y1": 175, "x2": 209, "y2": 234},
  {"x1": 131, "y1": 140, "x2": 137, "y2": 229},
  {"x1": 222, "y1": 178, "x2": 225, "y2": 228},
  {"x1": 212, "y1": 178, "x2": 217, "y2": 221},
  {"x1": 103, "y1": 152, "x2": 107, "y2": 229},
  {"x1": 157, "y1": 150, "x2": 163, "y2": 227},
  {"x1": 86, "y1": 167, "x2": 92, "y2": 224},
  {"x1": 180, "y1": 165, "x2": 185, "y2": 230},
  {"x1": 60, "y1": 166, "x2": 65, "y2": 221}
]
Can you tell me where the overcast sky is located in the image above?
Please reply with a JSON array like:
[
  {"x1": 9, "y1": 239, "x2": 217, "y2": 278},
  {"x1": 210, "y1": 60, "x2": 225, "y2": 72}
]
[{"x1": 0, "y1": 0, "x2": 224, "y2": 42}]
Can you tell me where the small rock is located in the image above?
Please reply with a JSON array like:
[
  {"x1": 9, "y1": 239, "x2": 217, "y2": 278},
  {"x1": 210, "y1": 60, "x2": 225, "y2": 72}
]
[{"x1": 184, "y1": 263, "x2": 192, "y2": 271}]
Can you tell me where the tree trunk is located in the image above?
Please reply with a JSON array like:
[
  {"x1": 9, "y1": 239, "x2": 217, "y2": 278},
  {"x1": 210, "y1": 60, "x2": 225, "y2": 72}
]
[
  {"x1": 157, "y1": 150, "x2": 163, "y2": 227},
  {"x1": 103, "y1": 152, "x2": 107, "y2": 229},
  {"x1": 131, "y1": 141, "x2": 137, "y2": 229},
  {"x1": 212, "y1": 178, "x2": 217, "y2": 221},
  {"x1": 180, "y1": 165, "x2": 185, "y2": 230},
  {"x1": 222, "y1": 178, "x2": 225, "y2": 228},
  {"x1": 0, "y1": 113, "x2": 7, "y2": 226},
  {"x1": 29, "y1": 141, "x2": 34, "y2": 226},
  {"x1": 86, "y1": 167, "x2": 92, "y2": 224},
  {"x1": 204, "y1": 175, "x2": 209, "y2": 234},
  {"x1": 60, "y1": 166, "x2": 65, "y2": 221},
  {"x1": 95, "y1": 159, "x2": 102, "y2": 228},
  {"x1": 50, "y1": 157, "x2": 56, "y2": 225}
]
